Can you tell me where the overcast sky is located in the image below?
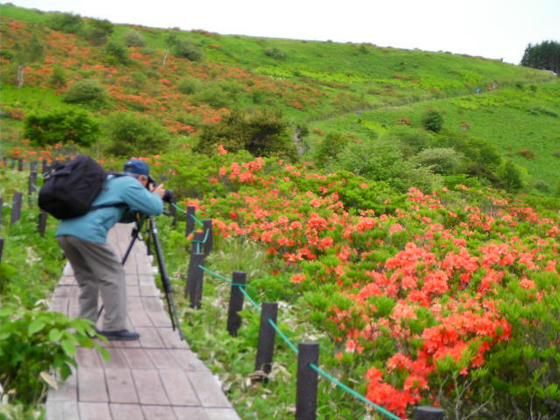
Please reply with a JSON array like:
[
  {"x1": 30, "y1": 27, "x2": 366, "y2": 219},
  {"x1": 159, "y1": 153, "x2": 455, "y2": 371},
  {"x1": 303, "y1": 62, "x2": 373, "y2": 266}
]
[{"x1": 4, "y1": 0, "x2": 559, "y2": 64}]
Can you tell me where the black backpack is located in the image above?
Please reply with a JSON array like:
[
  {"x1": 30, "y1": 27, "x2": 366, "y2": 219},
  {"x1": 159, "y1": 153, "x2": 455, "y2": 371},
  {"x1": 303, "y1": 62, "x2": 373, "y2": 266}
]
[{"x1": 38, "y1": 155, "x2": 123, "y2": 220}]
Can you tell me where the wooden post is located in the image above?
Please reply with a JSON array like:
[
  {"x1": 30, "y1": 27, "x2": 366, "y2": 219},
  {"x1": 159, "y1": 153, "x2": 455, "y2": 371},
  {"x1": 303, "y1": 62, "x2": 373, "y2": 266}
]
[
  {"x1": 227, "y1": 271, "x2": 246, "y2": 336},
  {"x1": 17, "y1": 159, "x2": 23, "y2": 172},
  {"x1": 10, "y1": 192, "x2": 22, "y2": 225},
  {"x1": 191, "y1": 231, "x2": 204, "y2": 254},
  {"x1": 38, "y1": 211, "x2": 47, "y2": 236},
  {"x1": 185, "y1": 206, "x2": 196, "y2": 237},
  {"x1": 185, "y1": 252, "x2": 205, "y2": 308},
  {"x1": 202, "y1": 219, "x2": 213, "y2": 256},
  {"x1": 169, "y1": 202, "x2": 177, "y2": 227},
  {"x1": 41, "y1": 158, "x2": 47, "y2": 174},
  {"x1": 296, "y1": 343, "x2": 319, "y2": 420},
  {"x1": 0, "y1": 238, "x2": 4, "y2": 263},
  {"x1": 254, "y1": 302, "x2": 278, "y2": 380},
  {"x1": 10, "y1": 159, "x2": 15, "y2": 169},
  {"x1": 28, "y1": 171, "x2": 37, "y2": 196},
  {"x1": 0, "y1": 197, "x2": 3, "y2": 226},
  {"x1": 414, "y1": 407, "x2": 445, "y2": 420}
]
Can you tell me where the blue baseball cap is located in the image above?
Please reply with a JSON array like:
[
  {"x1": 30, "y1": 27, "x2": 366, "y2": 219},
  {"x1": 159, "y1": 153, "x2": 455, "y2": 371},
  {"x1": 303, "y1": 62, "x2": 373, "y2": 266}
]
[{"x1": 123, "y1": 159, "x2": 154, "y2": 183}]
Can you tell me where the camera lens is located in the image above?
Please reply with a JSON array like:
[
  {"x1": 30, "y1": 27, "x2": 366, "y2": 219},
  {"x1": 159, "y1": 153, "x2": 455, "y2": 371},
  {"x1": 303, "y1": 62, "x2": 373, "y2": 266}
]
[{"x1": 163, "y1": 189, "x2": 174, "y2": 203}]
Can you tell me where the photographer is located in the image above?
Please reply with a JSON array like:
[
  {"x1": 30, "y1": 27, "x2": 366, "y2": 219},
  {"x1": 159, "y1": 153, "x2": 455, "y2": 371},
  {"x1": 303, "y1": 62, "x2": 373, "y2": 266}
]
[{"x1": 56, "y1": 159, "x2": 165, "y2": 341}]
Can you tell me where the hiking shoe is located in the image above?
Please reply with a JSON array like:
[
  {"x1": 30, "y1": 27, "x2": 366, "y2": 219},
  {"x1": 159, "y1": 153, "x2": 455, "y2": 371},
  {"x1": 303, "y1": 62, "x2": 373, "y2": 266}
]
[{"x1": 98, "y1": 329, "x2": 140, "y2": 341}]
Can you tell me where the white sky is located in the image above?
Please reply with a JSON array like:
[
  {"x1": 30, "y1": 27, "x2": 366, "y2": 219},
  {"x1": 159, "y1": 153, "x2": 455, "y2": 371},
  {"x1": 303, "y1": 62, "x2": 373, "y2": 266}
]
[{"x1": 3, "y1": 0, "x2": 559, "y2": 64}]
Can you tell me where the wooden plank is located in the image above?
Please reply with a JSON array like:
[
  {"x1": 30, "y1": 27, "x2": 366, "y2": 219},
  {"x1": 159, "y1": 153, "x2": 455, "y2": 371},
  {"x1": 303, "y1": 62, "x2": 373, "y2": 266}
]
[
  {"x1": 78, "y1": 368, "x2": 108, "y2": 402},
  {"x1": 145, "y1": 349, "x2": 181, "y2": 369},
  {"x1": 187, "y1": 372, "x2": 232, "y2": 408},
  {"x1": 76, "y1": 347, "x2": 101, "y2": 368},
  {"x1": 142, "y1": 405, "x2": 177, "y2": 420},
  {"x1": 79, "y1": 402, "x2": 112, "y2": 420},
  {"x1": 157, "y1": 327, "x2": 185, "y2": 349},
  {"x1": 128, "y1": 310, "x2": 154, "y2": 328},
  {"x1": 131, "y1": 369, "x2": 169, "y2": 405},
  {"x1": 158, "y1": 368, "x2": 200, "y2": 406},
  {"x1": 173, "y1": 406, "x2": 208, "y2": 420},
  {"x1": 105, "y1": 369, "x2": 138, "y2": 403},
  {"x1": 101, "y1": 347, "x2": 129, "y2": 369},
  {"x1": 120, "y1": 348, "x2": 155, "y2": 369},
  {"x1": 110, "y1": 403, "x2": 145, "y2": 420},
  {"x1": 169, "y1": 350, "x2": 209, "y2": 372},
  {"x1": 205, "y1": 408, "x2": 241, "y2": 420},
  {"x1": 136, "y1": 327, "x2": 164, "y2": 348},
  {"x1": 45, "y1": 401, "x2": 80, "y2": 420}
]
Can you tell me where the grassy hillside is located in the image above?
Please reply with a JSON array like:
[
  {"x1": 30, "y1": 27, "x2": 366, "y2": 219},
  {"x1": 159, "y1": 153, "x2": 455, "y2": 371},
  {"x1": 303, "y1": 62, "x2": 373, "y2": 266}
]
[{"x1": 1, "y1": 3, "x2": 558, "y2": 194}]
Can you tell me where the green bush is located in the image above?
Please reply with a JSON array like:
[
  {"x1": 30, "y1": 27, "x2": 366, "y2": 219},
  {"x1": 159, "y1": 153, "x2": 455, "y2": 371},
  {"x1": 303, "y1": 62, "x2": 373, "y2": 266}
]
[
  {"x1": 46, "y1": 12, "x2": 84, "y2": 34},
  {"x1": 122, "y1": 29, "x2": 146, "y2": 47},
  {"x1": 172, "y1": 39, "x2": 204, "y2": 61},
  {"x1": 63, "y1": 79, "x2": 108, "y2": 107},
  {"x1": 264, "y1": 47, "x2": 286, "y2": 59},
  {"x1": 82, "y1": 18, "x2": 114, "y2": 46},
  {"x1": 412, "y1": 147, "x2": 464, "y2": 175},
  {"x1": 177, "y1": 78, "x2": 203, "y2": 95},
  {"x1": 49, "y1": 66, "x2": 66, "y2": 88},
  {"x1": 384, "y1": 126, "x2": 433, "y2": 157},
  {"x1": 24, "y1": 109, "x2": 100, "y2": 147},
  {"x1": 0, "y1": 303, "x2": 107, "y2": 405},
  {"x1": 422, "y1": 109, "x2": 444, "y2": 132},
  {"x1": 103, "y1": 40, "x2": 130, "y2": 65},
  {"x1": 496, "y1": 160, "x2": 524, "y2": 192},
  {"x1": 192, "y1": 85, "x2": 235, "y2": 109},
  {"x1": 195, "y1": 108, "x2": 296, "y2": 160},
  {"x1": 104, "y1": 112, "x2": 171, "y2": 156},
  {"x1": 313, "y1": 132, "x2": 350, "y2": 169}
]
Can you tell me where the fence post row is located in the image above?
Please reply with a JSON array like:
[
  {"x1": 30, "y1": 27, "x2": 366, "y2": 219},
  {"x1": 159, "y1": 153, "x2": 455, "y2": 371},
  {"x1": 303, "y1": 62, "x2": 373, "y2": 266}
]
[
  {"x1": 296, "y1": 343, "x2": 319, "y2": 420},
  {"x1": 254, "y1": 302, "x2": 278, "y2": 381},
  {"x1": 227, "y1": 271, "x2": 247, "y2": 337},
  {"x1": 202, "y1": 219, "x2": 213, "y2": 256},
  {"x1": 186, "y1": 205, "x2": 196, "y2": 238},
  {"x1": 10, "y1": 192, "x2": 22, "y2": 226}
]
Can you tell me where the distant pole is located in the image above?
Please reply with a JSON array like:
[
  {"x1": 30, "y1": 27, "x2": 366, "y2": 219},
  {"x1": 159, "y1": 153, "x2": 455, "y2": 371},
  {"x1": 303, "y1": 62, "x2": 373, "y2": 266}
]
[
  {"x1": 254, "y1": 302, "x2": 278, "y2": 380},
  {"x1": 0, "y1": 238, "x2": 4, "y2": 263},
  {"x1": 38, "y1": 211, "x2": 47, "y2": 236},
  {"x1": 10, "y1": 192, "x2": 22, "y2": 225},
  {"x1": 296, "y1": 343, "x2": 319, "y2": 420},
  {"x1": 227, "y1": 271, "x2": 246, "y2": 336}
]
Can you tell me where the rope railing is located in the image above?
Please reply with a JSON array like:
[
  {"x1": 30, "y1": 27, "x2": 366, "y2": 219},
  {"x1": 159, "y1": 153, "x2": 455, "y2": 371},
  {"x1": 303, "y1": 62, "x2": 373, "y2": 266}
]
[{"x1": 179, "y1": 205, "x2": 416, "y2": 420}]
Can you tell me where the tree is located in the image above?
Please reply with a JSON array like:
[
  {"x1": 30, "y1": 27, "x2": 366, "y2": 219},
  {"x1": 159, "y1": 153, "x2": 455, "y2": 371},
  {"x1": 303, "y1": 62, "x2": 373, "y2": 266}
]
[
  {"x1": 24, "y1": 109, "x2": 100, "y2": 147},
  {"x1": 521, "y1": 41, "x2": 560, "y2": 74},
  {"x1": 83, "y1": 18, "x2": 114, "y2": 46},
  {"x1": 195, "y1": 109, "x2": 296, "y2": 160},
  {"x1": 15, "y1": 36, "x2": 44, "y2": 88}
]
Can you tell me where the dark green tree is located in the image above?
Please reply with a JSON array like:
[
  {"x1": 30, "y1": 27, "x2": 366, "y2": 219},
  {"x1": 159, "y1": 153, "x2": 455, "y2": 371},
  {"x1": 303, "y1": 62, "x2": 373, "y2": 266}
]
[
  {"x1": 15, "y1": 35, "x2": 44, "y2": 88},
  {"x1": 24, "y1": 109, "x2": 100, "y2": 147},
  {"x1": 83, "y1": 18, "x2": 114, "y2": 46},
  {"x1": 195, "y1": 109, "x2": 296, "y2": 160},
  {"x1": 521, "y1": 41, "x2": 560, "y2": 74}
]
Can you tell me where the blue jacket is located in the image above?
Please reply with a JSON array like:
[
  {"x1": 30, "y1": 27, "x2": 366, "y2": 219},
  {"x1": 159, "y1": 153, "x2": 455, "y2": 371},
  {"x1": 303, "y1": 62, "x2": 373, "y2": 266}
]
[{"x1": 56, "y1": 175, "x2": 164, "y2": 243}]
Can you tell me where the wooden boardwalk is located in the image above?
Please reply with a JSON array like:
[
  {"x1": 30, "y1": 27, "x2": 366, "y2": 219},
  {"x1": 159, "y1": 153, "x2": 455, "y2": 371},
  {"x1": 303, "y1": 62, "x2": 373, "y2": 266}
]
[{"x1": 46, "y1": 224, "x2": 240, "y2": 420}]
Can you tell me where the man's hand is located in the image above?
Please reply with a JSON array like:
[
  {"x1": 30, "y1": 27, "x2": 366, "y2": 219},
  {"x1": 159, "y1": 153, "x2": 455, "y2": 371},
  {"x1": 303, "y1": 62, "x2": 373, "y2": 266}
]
[{"x1": 150, "y1": 183, "x2": 165, "y2": 199}]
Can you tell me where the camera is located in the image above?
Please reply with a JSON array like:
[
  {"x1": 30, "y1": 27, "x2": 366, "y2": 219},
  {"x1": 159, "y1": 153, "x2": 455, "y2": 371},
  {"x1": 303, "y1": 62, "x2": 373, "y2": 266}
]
[{"x1": 148, "y1": 180, "x2": 174, "y2": 204}]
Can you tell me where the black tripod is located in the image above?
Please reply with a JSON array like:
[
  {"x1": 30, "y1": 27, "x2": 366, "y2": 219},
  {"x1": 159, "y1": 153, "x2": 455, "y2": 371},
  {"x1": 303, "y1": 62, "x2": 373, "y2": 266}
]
[{"x1": 97, "y1": 215, "x2": 184, "y2": 341}]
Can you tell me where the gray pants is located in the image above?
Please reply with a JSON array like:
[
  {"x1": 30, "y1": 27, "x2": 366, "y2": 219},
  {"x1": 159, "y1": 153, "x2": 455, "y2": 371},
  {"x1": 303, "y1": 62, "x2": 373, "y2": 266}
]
[{"x1": 57, "y1": 235, "x2": 127, "y2": 331}]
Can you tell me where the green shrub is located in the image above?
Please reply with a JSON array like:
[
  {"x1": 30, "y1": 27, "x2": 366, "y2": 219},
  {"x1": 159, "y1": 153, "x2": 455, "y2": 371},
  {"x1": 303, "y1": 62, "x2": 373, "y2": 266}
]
[
  {"x1": 422, "y1": 109, "x2": 444, "y2": 132},
  {"x1": 82, "y1": 18, "x2": 114, "y2": 46},
  {"x1": 412, "y1": 147, "x2": 464, "y2": 175},
  {"x1": 24, "y1": 109, "x2": 100, "y2": 147},
  {"x1": 49, "y1": 66, "x2": 66, "y2": 88},
  {"x1": 264, "y1": 47, "x2": 286, "y2": 59},
  {"x1": 46, "y1": 12, "x2": 84, "y2": 34},
  {"x1": 172, "y1": 39, "x2": 204, "y2": 61},
  {"x1": 63, "y1": 79, "x2": 108, "y2": 107},
  {"x1": 384, "y1": 126, "x2": 433, "y2": 157},
  {"x1": 195, "y1": 108, "x2": 296, "y2": 160},
  {"x1": 122, "y1": 29, "x2": 146, "y2": 47},
  {"x1": 496, "y1": 160, "x2": 524, "y2": 192},
  {"x1": 314, "y1": 132, "x2": 350, "y2": 169},
  {"x1": 0, "y1": 303, "x2": 107, "y2": 405},
  {"x1": 177, "y1": 78, "x2": 203, "y2": 95},
  {"x1": 104, "y1": 112, "x2": 171, "y2": 156},
  {"x1": 103, "y1": 40, "x2": 130, "y2": 65},
  {"x1": 192, "y1": 85, "x2": 235, "y2": 109}
]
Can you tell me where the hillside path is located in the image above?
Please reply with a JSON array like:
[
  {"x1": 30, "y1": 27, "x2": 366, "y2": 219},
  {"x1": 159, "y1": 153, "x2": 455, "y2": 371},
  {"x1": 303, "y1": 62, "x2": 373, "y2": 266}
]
[{"x1": 46, "y1": 223, "x2": 240, "y2": 420}]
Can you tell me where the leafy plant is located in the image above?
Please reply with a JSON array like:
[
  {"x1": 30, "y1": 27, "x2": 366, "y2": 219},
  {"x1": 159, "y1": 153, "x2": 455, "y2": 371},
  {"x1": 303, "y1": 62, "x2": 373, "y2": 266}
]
[
  {"x1": 24, "y1": 109, "x2": 100, "y2": 147},
  {"x1": 421, "y1": 109, "x2": 444, "y2": 132},
  {"x1": 63, "y1": 79, "x2": 109, "y2": 107},
  {"x1": 122, "y1": 29, "x2": 146, "y2": 48},
  {"x1": 0, "y1": 302, "x2": 108, "y2": 405}
]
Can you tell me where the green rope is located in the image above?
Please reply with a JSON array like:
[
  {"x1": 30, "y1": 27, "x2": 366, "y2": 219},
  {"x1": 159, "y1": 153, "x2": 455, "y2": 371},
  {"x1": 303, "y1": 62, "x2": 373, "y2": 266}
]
[
  {"x1": 191, "y1": 213, "x2": 205, "y2": 226},
  {"x1": 308, "y1": 363, "x2": 403, "y2": 420},
  {"x1": 267, "y1": 318, "x2": 299, "y2": 355},
  {"x1": 171, "y1": 202, "x2": 187, "y2": 214},
  {"x1": 196, "y1": 263, "x2": 403, "y2": 420}
]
